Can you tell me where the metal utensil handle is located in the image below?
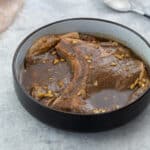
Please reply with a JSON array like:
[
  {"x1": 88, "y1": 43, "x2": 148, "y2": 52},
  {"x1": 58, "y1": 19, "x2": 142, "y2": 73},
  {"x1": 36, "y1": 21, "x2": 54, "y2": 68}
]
[{"x1": 144, "y1": 14, "x2": 150, "y2": 19}]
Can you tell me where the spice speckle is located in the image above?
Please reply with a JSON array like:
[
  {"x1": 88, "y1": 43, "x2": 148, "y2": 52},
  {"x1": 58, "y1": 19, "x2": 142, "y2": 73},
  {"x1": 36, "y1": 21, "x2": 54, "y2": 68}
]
[{"x1": 53, "y1": 58, "x2": 59, "y2": 65}]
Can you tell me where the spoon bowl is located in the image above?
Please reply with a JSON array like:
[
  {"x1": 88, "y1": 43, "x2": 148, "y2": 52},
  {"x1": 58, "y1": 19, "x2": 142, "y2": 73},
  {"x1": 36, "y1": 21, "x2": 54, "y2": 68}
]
[
  {"x1": 104, "y1": 0, "x2": 131, "y2": 12},
  {"x1": 104, "y1": 0, "x2": 147, "y2": 16}
]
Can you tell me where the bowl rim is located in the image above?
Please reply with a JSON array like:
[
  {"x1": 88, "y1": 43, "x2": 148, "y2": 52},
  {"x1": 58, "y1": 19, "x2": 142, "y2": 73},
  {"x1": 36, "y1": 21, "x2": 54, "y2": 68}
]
[{"x1": 12, "y1": 17, "x2": 150, "y2": 116}]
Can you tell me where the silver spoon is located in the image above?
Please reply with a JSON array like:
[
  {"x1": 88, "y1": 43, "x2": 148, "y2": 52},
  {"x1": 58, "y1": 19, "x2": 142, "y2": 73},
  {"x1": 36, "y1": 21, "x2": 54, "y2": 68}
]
[{"x1": 104, "y1": 0, "x2": 150, "y2": 18}]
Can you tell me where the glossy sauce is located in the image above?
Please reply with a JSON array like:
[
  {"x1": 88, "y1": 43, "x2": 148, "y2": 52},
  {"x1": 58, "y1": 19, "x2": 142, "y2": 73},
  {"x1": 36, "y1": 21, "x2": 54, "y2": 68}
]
[
  {"x1": 22, "y1": 51, "x2": 133, "y2": 111},
  {"x1": 87, "y1": 89, "x2": 133, "y2": 110},
  {"x1": 22, "y1": 52, "x2": 72, "y2": 93},
  {"x1": 21, "y1": 33, "x2": 150, "y2": 113}
]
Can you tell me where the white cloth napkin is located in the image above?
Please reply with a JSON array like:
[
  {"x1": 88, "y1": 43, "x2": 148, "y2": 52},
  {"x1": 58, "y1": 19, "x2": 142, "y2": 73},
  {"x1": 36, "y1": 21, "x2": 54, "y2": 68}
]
[{"x1": 0, "y1": 0, "x2": 23, "y2": 32}]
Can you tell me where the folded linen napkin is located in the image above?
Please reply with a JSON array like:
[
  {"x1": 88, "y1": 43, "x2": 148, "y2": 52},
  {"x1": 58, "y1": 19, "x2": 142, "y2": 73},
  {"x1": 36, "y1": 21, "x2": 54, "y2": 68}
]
[{"x1": 0, "y1": 0, "x2": 23, "y2": 32}]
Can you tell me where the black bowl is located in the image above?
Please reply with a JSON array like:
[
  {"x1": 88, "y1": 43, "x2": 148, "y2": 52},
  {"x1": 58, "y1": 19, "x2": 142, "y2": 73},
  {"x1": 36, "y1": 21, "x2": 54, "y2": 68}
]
[{"x1": 12, "y1": 18, "x2": 150, "y2": 132}]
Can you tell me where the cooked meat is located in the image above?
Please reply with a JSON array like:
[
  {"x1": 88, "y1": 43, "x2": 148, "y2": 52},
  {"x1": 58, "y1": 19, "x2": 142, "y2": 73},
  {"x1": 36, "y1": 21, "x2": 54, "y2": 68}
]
[
  {"x1": 26, "y1": 32, "x2": 79, "y2": 59},
  {"x1": 58, "y1": 38, "x2": 145, "y2": 91},
  {"x1": 51, "y1": 38, "x2": 89, "y2": 112},
  {"x1": 21, "y1": 33, "x2": 150, "y2": 113}
]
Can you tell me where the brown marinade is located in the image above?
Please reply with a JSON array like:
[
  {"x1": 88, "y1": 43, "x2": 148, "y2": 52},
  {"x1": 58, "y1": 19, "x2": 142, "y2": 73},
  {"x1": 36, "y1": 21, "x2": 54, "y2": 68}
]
[{"x1": 21, "y1": 32, "x2": 150, "y2": 114}]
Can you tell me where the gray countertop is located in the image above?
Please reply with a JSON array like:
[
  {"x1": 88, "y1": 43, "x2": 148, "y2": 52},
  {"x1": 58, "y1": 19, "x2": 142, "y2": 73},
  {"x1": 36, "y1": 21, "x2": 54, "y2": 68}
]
[{"x1": 1, "y1": 0, "x2": 150, "y2": 150}]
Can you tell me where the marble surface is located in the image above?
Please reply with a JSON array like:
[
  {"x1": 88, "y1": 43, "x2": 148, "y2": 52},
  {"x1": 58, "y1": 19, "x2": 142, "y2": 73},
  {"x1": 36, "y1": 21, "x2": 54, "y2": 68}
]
[{"x1": 1, "y1": 0, "x2": 150, "y2": 150}]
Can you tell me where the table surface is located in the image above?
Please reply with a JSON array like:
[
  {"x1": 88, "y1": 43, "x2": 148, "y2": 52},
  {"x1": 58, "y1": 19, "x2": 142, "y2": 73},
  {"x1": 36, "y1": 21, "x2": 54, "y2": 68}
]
[{"x1": 1, "y1": 0, "x2": 150, "y2": 150}]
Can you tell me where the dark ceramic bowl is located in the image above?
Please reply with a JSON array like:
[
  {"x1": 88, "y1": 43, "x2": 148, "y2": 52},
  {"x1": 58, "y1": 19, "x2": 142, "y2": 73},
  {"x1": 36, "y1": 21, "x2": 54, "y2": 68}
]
[{"x1": 12, "y1": 18, "x2": 150, "y2": 132}]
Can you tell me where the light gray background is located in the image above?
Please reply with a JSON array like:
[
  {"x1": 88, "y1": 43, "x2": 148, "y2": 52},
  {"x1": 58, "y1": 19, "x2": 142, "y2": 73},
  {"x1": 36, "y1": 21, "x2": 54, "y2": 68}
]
[{"x1": 1, "y1": 0, "x2": 150, "y2": 150}]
